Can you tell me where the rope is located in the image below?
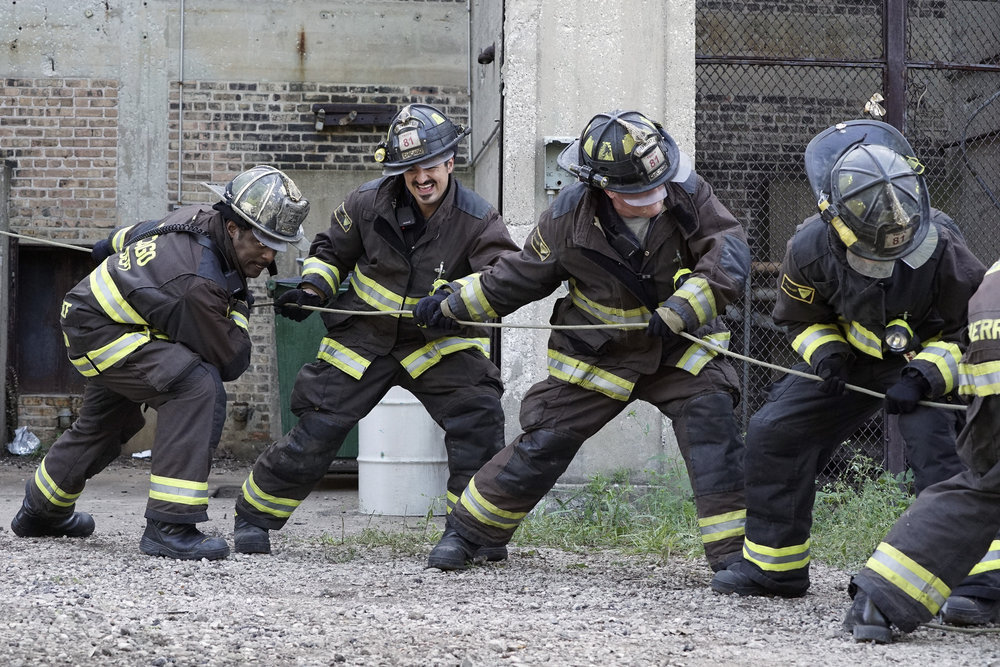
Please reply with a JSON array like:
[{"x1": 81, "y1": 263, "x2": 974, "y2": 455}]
[
  {"x1": 0, "y1": 229, "x2": 93, "y2": 253},
  {"x1": 921, "y1": 621, "x2": 1000, "y2": 635},
  {"x1": 254, "y1": 301, "x2": 967, "y2": 411}
]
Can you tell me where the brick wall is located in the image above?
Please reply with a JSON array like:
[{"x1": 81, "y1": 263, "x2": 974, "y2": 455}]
[{"x1": 0, "y1": 78, "x2": 119, "y2": 240}]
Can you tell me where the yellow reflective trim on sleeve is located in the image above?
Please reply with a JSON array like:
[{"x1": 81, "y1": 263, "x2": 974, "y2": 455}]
[
  {"x1": 457, "y1": 273, "x2": 499, "y2": 320},
  {"x1": 791, "y1": 323, "x2": 845, "y2": 365},
  {"x1": 302, "y1": 257, "x2": 341, "y2": 293},
  {"x1": 846, "y1": 321, "x2": 883, "y2": 359},
  {"x1": 913, "y1": 341, "x2": 961, "y2": 394},
  {"x1": 672, "y1": 276, "x2": 717, "y2": 326},
  {"x1": 230, "y1": 310, "x2": 248, "y2": 330}
]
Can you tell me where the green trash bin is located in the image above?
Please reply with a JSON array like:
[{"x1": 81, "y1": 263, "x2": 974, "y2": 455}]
[{"x1": 268, "y1": 278, "x2": 359, "y2": 466}]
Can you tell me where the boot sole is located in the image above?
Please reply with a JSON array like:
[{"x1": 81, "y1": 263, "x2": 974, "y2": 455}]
[
  {"x1": 234, "y1": 539, "x2": 271, "y2": 555},
  {"x1": 853, "y1": 625, "x2": 892, "y2": 644},
  {"x1": 11, "y1": 516, "x2": 95, "y2": 539},
  {"x1": 472, "y1": 546, "x2": 508, "y2": 563},
  {"x1": 710, "y1": 578, "x2": 806, "y2": 598},
  {"x1": 139, "y1": 536, "x2": 230, "y2": 561}
]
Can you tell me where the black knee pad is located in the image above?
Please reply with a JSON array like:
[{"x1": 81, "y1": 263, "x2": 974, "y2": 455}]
[
  {"x1": 677, "y1": 392, "x2": 744, "y2": 496},
  {"x1": 496, "y1": 429, "x2": 581, "y2": 494}
]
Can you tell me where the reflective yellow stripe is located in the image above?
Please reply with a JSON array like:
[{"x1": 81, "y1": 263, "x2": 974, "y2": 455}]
[
  {"x1": 959, "y1": 359, "x2": 1000, "y2": 397},
  {"x1": 148, "y1": 474, "x2": 209, "y2": 506},
  {"x1": 317, "y1": 337, "x2": 371, "y2": 380},
  {"x1": 846, "y1": 321, "x2": 883, "y2": 359},
  {"x1": 570, "y1": 280, "x2": 648, "y2": 325},
  {"x1": 302, "y1": 257, "x2": 341, "y2": 293},
  {"x1": 676, "y1": 332, "x2": 730, "y2": 375},
  {"x1": 969, "y1": 540, "x2": 1000, "y2": 575},
  {"x1": 34, "y1": 458, "x2": 81, "y2": 508},
  {"x1": 546, "y1": 350, "x2": 633, "y2": 401},
  {"x1": 865, "y1": 542, "x2": 949, "y2": 613},
  {"x1": 90, "y1": 262, "x2": 146, "y2": 324},
  {"x1": 698, "y1": 508, "x2": 745, "y2": 543},
  {"x1": 111, "y1": 225, "x2": 134, "y2": 252},
  {"x1": 241, "y1": 471, "x2": 302, "y2": 519},
  {"x1": 914, "y1": 341, "x2": 961, "y2": 393},
  {"x1": 791, "y1": 323, "x2": 845, "y2": 365},
  {"x1": 230, "y1": 309, "x2": 248, "y2": 330},
  {"x1": 457, "y1": 273, "x2": 498, "y2": 320},
  {"x1": 671, "y1": 276, "x2": 717, "y2": 326},
  {"x1": 400, "y1": 336, "x2": 490, "y2": 379},
  {"x1": 70, "y1": 329, "x2": 152, "y2": 377},
  {"x1": 459, "y1": 478, "x2": 525, "y2": 530},
  {"x1": 743, "y1": 537, "x2": 810, "y2": 572},
  {"x1": 350, "y1": 266, "x2": 407, "y2": 313}
]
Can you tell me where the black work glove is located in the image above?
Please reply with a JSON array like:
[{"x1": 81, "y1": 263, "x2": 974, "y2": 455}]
[
  {"x1": 413, "y1": 292, "x2": 459, "y2": 330},
  {"x1": 885, "y1": 373, "x2": 930, "y2": 415},
  {"x1": 91, "y1": 239, "x2": 114, "y2": 263},
  {"x1": 814, "y1": 354, "x2": 850, "y2": 396},
  {"x1": 646, "y1": 311, "x2": 676, "y2": 339},
  {"x1": 274, "y1": 288, "x2": 323, "y2": 322}
]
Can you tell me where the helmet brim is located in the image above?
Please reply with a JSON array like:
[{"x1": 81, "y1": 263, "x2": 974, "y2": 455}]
[
  {"x1": 203, "y1": 182, "x2": 227, "y2": 199},
  {"x1": 845, "y1": 221, "x2": 938, "y2": 278},
  {"x1": 556, "y1": 139, "x2": 692, "y2": 191},
  {"x1": 805, "y1": 120, "x2": 917, "y2": 201}
]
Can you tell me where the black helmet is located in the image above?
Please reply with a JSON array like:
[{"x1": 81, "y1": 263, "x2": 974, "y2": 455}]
[
  {"x1": 203, "y1": 165, "x2": 309, "y2": 252},
  {"x1": 373, "y1": 104, "x2": 470, "y2": 176},
  {"x1": 805, "y1": 120, "x2": 936, "y2": 278},
  {"x1": 556, "y1": 109, "x2": 690, "y2": 193}
]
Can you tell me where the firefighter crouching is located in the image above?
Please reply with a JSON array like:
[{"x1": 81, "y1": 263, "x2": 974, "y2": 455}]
[
  {"x1": 11, "y1": 166, "x2": 309, "y2": 561},
  {"x1": 415, "y1": 109, "x2": 750, "y2": 572},
  {"x1": 232, "y1": 104, "x2": 518, "y2": 557},
  {"x1": 711, "y1": 120, "x2": 987, "y2": 599}
]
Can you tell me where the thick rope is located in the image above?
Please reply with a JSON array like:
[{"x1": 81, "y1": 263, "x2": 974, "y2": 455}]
[
  {"x1": 255, "y1": 301, "x2": 966, "y2": 411},
  {"x1": 0, "y1": 229, "x2": 93, "y2": 253}
]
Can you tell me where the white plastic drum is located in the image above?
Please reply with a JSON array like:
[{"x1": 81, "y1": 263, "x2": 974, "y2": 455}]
[{"x1": 357, "y1": 386, "x2": 448, "y2": 516}]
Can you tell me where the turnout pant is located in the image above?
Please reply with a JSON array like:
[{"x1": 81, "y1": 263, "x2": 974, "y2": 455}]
[
  {"x1": 852, "y1": 395, "x2": 1000, "y2": 631},
  {"x1": 449, "y1": 359, "x2": 747, "y2": 571},
  {"x1": 237, "y1": 350, "x2": 505, "y2": 530},
  {"x1": 739, "y1": 360, "x2": 965, "y2": 593},
  {"x1": 28, "y1": 341, "x2": 227, "y2": 524}
]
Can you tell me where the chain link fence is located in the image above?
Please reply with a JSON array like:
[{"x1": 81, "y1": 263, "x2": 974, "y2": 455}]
[{"x1": 696, "y1": 0, "x2": 1000, "y2": 483}]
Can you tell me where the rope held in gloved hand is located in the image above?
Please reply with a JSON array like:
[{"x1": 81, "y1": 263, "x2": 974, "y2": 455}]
[{"x1": 253, "y1": 301, "x2": 966, "y2": 412}]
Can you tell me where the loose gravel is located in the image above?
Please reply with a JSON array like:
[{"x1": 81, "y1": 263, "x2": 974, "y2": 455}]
[{"x1": 1, "y1": 459, "x2": 998, "y2": 666}]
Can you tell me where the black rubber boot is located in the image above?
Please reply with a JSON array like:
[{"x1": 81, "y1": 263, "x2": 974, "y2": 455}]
[
  {"x1": 139, "y1": 519, "x2": 230, "y2": 561},
  {"x1": 234, "y1": 515, "x2": 271, "y2": 555},
  {"x1": 427, "y1": 526, "x2": 480, "y2": 570},
  {"x1": 710, "y1": 560, "x2": 808, "y2": 598},
  {"x1": 843, "y1": 591, "x2": 893, "y2": 644},
  {"x1": 941, "y1": 595, "x2": 1000, "y2": 626},
  {"x1": 473, "y1": 544, "x2": 508, "y2": 563},
  {"x1": 11, "y1": 505, "x2": 95, "y2": 538}
]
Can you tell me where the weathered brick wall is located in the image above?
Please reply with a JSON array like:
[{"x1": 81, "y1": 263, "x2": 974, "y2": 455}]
[{"x1": 1, "y1": 78, "x2": 119, "y2": 239}]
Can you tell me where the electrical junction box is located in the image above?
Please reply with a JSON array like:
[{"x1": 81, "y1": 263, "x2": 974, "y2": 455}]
[{"x1": 543, "y1": 136, "x2": 577, "y2": 192}]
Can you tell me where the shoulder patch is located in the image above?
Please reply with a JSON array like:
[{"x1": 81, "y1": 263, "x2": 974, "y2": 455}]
[
  {"x1": 333, "y1": 202, "x2": 352, "y2": 233},
  {"x1": 780, "y1": 273, "x2": 815, "y2": 304},
  {"x1": 454, "y1": 184, "x2": 491, "y2": 220},
  {"x1": 530, "y1": 227, "x2": 551, "y2": 261}
]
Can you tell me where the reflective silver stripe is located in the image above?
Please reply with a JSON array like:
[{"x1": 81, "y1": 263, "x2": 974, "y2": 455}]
[
  {"x1": 401, "y1": 337, "x2": 490, "y2": 379},
  {"x1": 350, "y1": 267, "x2": 405, "y2": 312},
  {"x1": 672, "y1": 276, "x2": 717, "y2": 325},
  {"x1": 70, "y1": 330, "x2": 151, "y2": 376},
  {"x1": 676, "y1": 333, "x2": 729, "y2": 374},
  {"x1": 230, "y1": 310, "x2": 248, "y2": 330},
  {"x1": 546, "y1": 350, "x2": 633, "y2": 401},
  {"x1": 698, "y1": 509, "x2": 745, "y2": 544},
  {"x1": 743, "y1": 538, "x2": 810, "y2": 572},
  {"x1": 459, "y1": 479, "x2": 525, "y2": 530},
  {"x1": 865, "y1": 542, "x2": 948, "y2": 612},
  {"x1": 317, "y1": 337, "x2": 370, "y2": 380},
  {"x1": 570, "y1": 280, "x2": 647, "y2": 325},
  {"x1": 90, "y1": 262, "x2": 147, "y2": 325},
  {"x1": 34, "y1": 459, "x2": 81, "y2": 508},
  {"x1": 111, "y1": 225, "x2": 133, "y2": 251},
  {"x1": 914, "y1": 341, "x2": 960, "y2": 392},
  {"x1": 302, "y1": 257, "x2": 341, "y2": 294},
  {"x1": 148, "y1": 474, "x2": 209, "y2": 507},
  {"x1": 457, "y1": 273, "x2": 497, "y2": 320},
  {"x1": 960, "y1": 360, "x2": 1000, "y2": 397},
  {"x1": 241, "y1": 472, "x2": 301, "y2": 519},
  {"x1": 847, "y1": 321, "x2": 883, "y2": 358},
  {"x1": 791, "y1": 323, "x2": 844, "y2": 364},
  {"x1": 970, "y1": 541, "x2": 1000, "y2": 575}
]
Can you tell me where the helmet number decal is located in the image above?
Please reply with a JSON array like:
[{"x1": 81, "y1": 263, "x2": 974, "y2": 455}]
[
  {"x1": 635, "y1": 140, "x2": 668, "y2": 182},
  {"x1": 878, "y1": 225, "x2": 914, "y2": 253},
  {"x1": 397, "y1": 128, "x2": 424, "y2": 160}
]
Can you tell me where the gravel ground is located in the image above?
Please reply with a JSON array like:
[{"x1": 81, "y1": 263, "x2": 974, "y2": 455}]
[{"x1": 2, "y1": 458, "x2": 999, "y2": 666}]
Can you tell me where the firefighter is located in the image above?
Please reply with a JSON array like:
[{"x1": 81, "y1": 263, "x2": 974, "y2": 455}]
[
  {"x1": 233, "y1": 104, "x2": 518, "y2": 556},
  {"x1": 844, "y1": 259, "x2": 1000, "y2": 642},
  {"x1": 11, "y1": 165, "x2": 309, "y2": 560},
  {"x1": 414, "y1": 109, "x2": 750, "y2": 572},
  {"x1": 711, "y1": 120, "x2": 986, "y2": 599}
]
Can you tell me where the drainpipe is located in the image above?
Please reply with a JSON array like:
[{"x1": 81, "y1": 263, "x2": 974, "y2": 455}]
[{"x1": 175, "y1": 0, "x2": 186, "y2": 205}]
